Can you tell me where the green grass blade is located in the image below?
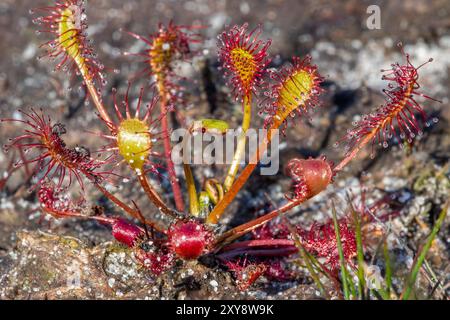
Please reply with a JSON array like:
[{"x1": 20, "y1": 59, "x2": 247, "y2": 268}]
[
  {"x1": 305, "y1": 250, "x2": 330, "y2": 278},
  {"x1": 285, "y1": 220, "x2": 329, "y2": 299},
  {"x1": 299, "y1": 242, "x2": 329, "y2": 299},
  {"x1": 331, "y1": 202, "x2": 351, "y2": 299},
  {"x1": 373, "y1": 288, "x2": 390, "y2": 300},
  {"x1": 402, "y1": 202, "x2": 449, "y2": 300},
  {"x1": 383, "y1": 239, "x2": 392, "y2": 298},
  {"x1": 347, "y1": 270, "x2": 357, "y2": 298},
  {"x1": 349, "y1": 198, "x2": 366, "y2": 299}
]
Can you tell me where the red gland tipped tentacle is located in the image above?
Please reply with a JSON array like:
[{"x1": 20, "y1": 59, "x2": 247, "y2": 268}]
[
  {"x1": 125, "y1": 21, "x2": 202, "y2": 105},
  {"x1": 261, "y1": 55, "x2": 324, "y2": 131},
  {"x1": 134, "y1": 245, "x2": 175, "y2": 276},
  {"x1": 297, "y1": 218, "x2": 357, "y2": 274},
  {"x1": 218, "y1": 23, "x2": 271, "y2": 101},
  {"x1": 223, "y1": 258, "x2": 267, "y2": 291},
  {"x1": 31, "y1": 0, "x2": 105, "y2": 89}
]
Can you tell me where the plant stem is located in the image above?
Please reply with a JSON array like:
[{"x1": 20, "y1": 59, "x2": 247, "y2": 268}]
[
  {"x1": 331, "y1": 202, "x2": 351, "y2": 300},
  {"x1": 383, "y1": 239, "x2": 392, "y2": 298},
  {"x1": 350, "y1": 198, "x2": 366, "y2": 299},
  {"x1": 184, "y1": 163, "x2": 199, "y2": 216},
  {"x1": 158, "y1": 84, "x2": 185, "y2": 212},
  {"x1": 207, "y1": 99, "x2": 384, "y2": 226},
  {"x1": 214, "y1": 197, "x2": 305, "y2": 247},
  {"x1": 223, "y1": 94, "x2": 252, "y2": 191},
  {"x1": 84, "y1": 79, "x2": 113, "y2": 127},
  {"x1": 221, "y1": 239, "x2": 295, "y2": 252},
  {"x1": 80, "y1": 168, "x2": 144, "y2": 222},
  {"x1": 401, "y1": 201, "x2": 448, "y2": 300},
  {"x1": 94, "y1": 186, "x2": 163, "y2": 230},
  {"x1": 93, "y1": 182, "x2": 140, "y2": 219},
  {"x1": 218, "y1": 247, "x2": 297, "y2": 260},
  {"x1": 218, "y1": 238, "x2": 297, "y2": 259},
  {"x1": 207, "y1": 128, "x2": 275, "y2": 224},
  {"x1": 334, "y1": 133, "x2": 374, "y2": 172},
  {"x1": 207, "y1": 120, "x2": 376, "y2": 224},
  {"x1": 137, "y1": 172, "x2": 177, "y2": 218}
]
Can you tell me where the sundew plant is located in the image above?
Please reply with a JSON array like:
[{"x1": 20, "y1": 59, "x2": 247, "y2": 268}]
[{"x1": 0, "y1": 0, "x2": 448, "y2": 300}]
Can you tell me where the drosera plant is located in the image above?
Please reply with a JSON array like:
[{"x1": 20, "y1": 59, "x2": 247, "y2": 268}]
[
  {"x1": 217, "y1": 23, "x2": 272, "y2": 192},
  {"x1": 0, "y1": 0, "x2": 445, "y2": 296},
  {"x1": 124, "y1": 22, "x2": 204, "y2": 212}
]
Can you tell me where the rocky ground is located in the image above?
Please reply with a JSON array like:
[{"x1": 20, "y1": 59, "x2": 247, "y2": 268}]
[{"x1": 0, "y1": 0, "x2": 449, "y2": 299}]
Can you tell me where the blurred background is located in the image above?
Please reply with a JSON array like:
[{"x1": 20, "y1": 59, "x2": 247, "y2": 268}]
[
  {"x1": 0, "y1": 0, "x2": 449, "y2": 299},
  {"x1": 1, "y1": 0, "x2": 448, "y2": 112}
]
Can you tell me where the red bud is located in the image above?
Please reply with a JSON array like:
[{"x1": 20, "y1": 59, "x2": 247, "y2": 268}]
[
  {"x1": 169, "y1": 220, "x2": 212, "y2": 260},
  {"x1": 111, "y1": 218, "x2": 144, "y2": 247},
  {"x1": 285, "y1": 157, "x2": 333, "y2": 200}
]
